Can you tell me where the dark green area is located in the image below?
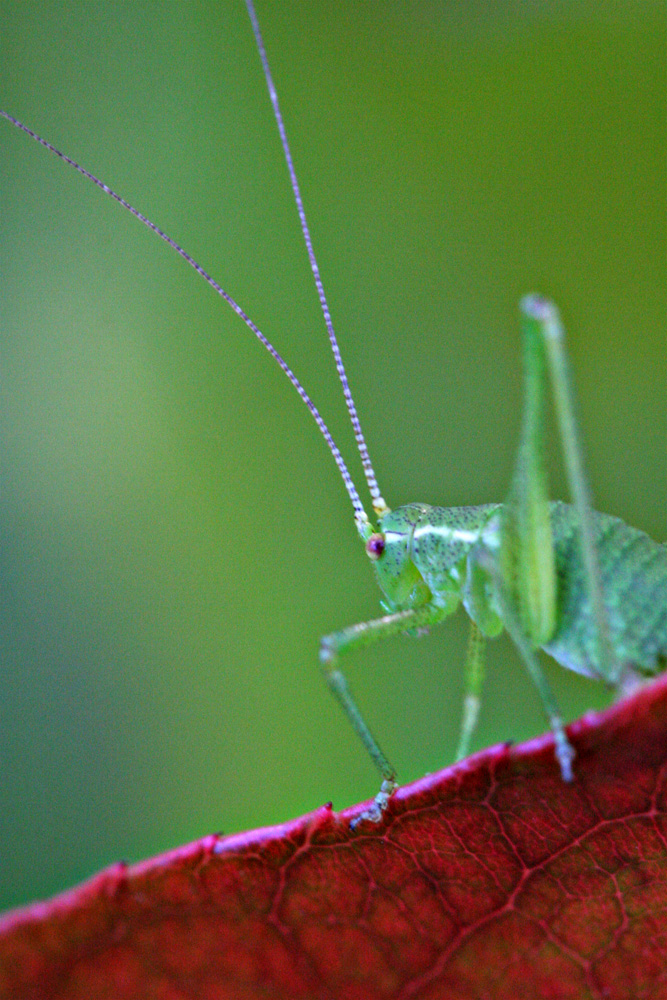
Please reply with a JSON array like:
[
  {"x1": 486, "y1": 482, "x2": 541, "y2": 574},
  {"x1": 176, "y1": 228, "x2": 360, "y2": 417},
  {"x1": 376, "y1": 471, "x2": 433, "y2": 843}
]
[{"x1": 0, "y1": 1, "x2": 664, "y2": 912}]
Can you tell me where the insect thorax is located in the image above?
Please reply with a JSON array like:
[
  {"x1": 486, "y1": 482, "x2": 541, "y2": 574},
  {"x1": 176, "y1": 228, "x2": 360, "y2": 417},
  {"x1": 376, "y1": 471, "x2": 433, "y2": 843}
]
[{"x1": 373, "y1": 503, "x2": 500, "y2": 612}]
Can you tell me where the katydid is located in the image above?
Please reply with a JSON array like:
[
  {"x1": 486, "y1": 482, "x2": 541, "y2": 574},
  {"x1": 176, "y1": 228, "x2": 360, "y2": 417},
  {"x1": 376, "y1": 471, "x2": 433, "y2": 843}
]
[{"x1": 2, "y1": 0, "x2": 665, "y2": 827}]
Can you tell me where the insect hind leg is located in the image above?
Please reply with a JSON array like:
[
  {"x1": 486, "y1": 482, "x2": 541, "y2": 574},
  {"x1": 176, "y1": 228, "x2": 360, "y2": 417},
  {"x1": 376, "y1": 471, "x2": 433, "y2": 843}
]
[{"x1": 520, "y1": 295, "x2": 618, "y2": 684}]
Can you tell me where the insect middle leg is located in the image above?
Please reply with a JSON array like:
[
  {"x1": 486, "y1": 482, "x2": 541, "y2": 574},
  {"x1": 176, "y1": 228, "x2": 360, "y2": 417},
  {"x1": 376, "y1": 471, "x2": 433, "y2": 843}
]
[
  {"x1": 454, "y1": 620, "x2": 487, "y2": 763},
  {"x1": 486, "y1": 544, "x2": 576, "y2": 780}
]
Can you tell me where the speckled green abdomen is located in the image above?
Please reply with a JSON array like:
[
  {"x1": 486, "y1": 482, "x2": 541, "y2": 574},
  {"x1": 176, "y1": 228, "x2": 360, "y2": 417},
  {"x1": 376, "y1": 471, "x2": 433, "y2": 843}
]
[{"x1": 545, "y1": 501, "x2": 667, "y2": 680}]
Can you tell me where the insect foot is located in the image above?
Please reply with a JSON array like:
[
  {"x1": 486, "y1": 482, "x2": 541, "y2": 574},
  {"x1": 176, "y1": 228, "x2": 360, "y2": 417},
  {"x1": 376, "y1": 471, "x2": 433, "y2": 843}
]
[
  {"x1": 552, "y1": 717, "x2": 576, "y2": 782},
  {"x1": 350, "y1": 778, "x2": 398, "y2": 830}
]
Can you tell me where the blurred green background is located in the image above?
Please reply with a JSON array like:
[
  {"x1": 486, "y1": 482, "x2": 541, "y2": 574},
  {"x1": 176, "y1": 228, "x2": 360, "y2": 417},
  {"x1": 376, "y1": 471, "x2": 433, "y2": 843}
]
[{"x1": 0, "y1": 1, "x2": 664, "y2": 912}]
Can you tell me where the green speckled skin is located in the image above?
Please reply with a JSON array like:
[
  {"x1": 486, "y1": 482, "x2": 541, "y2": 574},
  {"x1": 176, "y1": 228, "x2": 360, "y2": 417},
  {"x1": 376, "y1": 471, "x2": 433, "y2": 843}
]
[
  {"x1": 373, "y1": 500, "x2": 667, "y2": 683},
  {"x1": 545, "y1": 502, "x2": 667, "y2": 679},
  {"x1": 374, "y1": 503, "x2": 500, "y2": 607}
]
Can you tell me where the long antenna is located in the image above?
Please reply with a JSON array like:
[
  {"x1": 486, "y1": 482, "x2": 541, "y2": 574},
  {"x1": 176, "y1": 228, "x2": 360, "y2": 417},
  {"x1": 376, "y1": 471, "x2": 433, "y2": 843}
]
[
  {"x1": 0, "y1": 108, "x2": 373, "y2": 537},
  {"x1": 245, "y1": 0, "x2": 388, "y2": 519}
]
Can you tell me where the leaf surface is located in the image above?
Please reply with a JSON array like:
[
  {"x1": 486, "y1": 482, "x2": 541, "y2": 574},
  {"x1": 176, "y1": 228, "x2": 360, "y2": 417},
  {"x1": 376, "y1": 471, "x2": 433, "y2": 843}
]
[{"x1": 2, "y1": 676, "x2": 667, "y2": 1000}]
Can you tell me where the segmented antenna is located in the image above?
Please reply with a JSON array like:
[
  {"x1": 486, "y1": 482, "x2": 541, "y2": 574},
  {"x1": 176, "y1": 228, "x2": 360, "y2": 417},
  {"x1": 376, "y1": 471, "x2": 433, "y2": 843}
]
[
  {"x1": 0, "y1": 107, "x2": 373, "y2": 535},
  {"x1": 245, "y1": 0, "x2": 388, "y2": 519}
]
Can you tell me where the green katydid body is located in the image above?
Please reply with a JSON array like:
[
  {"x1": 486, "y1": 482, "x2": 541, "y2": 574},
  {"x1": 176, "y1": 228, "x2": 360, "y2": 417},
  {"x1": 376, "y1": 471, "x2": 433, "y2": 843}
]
[
  {"x1": 319, "y1": 299, "x2": 667, "y2": 821},
  {"x1": 373, "y1": 501, "x2": 667, "y2": 682},
  {"x1": 3, "y1": 1, "x2": 664, "y2": 826}
]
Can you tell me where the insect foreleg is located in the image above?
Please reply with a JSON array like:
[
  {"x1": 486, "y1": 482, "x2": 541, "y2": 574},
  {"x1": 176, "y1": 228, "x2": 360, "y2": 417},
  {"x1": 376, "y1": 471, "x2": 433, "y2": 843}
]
[
  {"x1": 454, "y1": 620, "x2": 486, "y2": 763},
  {"x1": 320, "y1": 602, "x2": 450, "y2": 821}
]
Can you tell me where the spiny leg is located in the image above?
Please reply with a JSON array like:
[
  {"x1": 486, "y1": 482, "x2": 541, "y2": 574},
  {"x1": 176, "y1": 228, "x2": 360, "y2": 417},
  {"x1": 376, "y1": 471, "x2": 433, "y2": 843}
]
[
  {"x1": 521, "y1": 295, "x2": 617, "y2": 682},
  {"x1": 476, "y1": 545, "x2": 575, "y2": 780},
  {"x1": 320, "y1": 601, "x2": 450, "y2": 823},
  {"x1": 498, "y1": 571, "x2": 575, "y2": 780},
  {"x1": 455, "y1": 620, "x2": 486, "y2": 763}
]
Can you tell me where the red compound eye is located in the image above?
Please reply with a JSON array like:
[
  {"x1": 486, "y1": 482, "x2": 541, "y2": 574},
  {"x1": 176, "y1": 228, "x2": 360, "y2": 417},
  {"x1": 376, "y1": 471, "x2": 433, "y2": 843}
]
[{"x1": 366, "y1": 533, "x2": 385, "y2": 560}]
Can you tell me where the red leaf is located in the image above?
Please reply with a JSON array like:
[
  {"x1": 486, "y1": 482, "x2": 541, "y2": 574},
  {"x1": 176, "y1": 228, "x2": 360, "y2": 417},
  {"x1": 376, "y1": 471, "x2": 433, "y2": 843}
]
[{"x1": 2, "y1": 677, "x2": 667, "y2": 1000}]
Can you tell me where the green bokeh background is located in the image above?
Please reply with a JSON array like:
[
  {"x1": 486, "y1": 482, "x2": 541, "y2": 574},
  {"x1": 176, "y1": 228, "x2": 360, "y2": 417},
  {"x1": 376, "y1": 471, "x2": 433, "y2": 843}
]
[{"x1": 0, "y1": 1, "x2": 664, "y2": 912}]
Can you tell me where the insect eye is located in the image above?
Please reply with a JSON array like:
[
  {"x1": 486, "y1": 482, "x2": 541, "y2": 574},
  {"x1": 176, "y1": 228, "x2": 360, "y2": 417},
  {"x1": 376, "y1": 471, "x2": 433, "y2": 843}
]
[{"x1": 366, "y1": 533, "x2": 386, "y2": 560}]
